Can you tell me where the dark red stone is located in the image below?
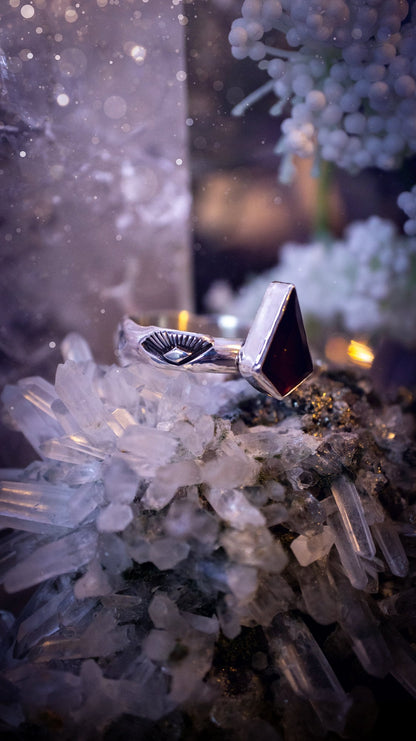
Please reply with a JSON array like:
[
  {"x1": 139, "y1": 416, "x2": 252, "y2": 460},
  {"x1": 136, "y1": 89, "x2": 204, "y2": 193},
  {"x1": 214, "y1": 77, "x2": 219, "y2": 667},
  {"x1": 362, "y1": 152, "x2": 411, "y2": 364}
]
[{"x1": 262, "y1": 289, "x2": 313, "y2": 397}]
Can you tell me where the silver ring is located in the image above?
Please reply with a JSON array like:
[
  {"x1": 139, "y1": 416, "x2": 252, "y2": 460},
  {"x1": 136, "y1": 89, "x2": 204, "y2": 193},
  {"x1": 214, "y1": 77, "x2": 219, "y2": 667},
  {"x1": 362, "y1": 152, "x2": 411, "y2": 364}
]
[{"x1": 115, "y1": 282, "x2": 313, "y2": 399}]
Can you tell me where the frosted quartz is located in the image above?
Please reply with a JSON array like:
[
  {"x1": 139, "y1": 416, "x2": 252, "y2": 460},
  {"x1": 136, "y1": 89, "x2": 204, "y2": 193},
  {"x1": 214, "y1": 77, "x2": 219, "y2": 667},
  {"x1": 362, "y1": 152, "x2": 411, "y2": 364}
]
[
  {"x1": 220, "y1": 527, "x2": 288, "y2": 573},
  {"x1": 0, "y1": 480, "x2": 102, "y2": 532},
  {"x1": 54, "y1": 361, "x2": 115, "y2": 445},
  {"x1": 146, "y1": 600, "x2": 219, "y2": 705},
  {"x1": 226, "y1": 564, "x2": 258, "y2": 602},
  {"x1": 50, "y1": 399, "x2": 82, "y2": 436},
  {"x1": 167, "y1": 632, "x2": 217, "y2": 704},
  {"x1": 331, "y1": 569, "x2": 392, "y2": 678},
  {"x1": 0, "y1": 531, "x2": 47, "y2": 583},
  {"x1": 60, "y1": 333, "x2": 94, "y2": 363},
  {"x1": 143, "y1": 629, "x2": 176, "y2": 662},
  {"x1": 331, "y1": 476, "x2": 376, "y2": 559},
  {"x1": 60, "y1": 462, "x2": 102, "y2": 486},
  {"x1": 142, "y1": 460, "x2": 202, "y2": 510},
  {"x1": 3, "y1": 527, "x2": 98, "y2": 593},
  {"x1": 148, "y1": 593, "x2": 187, "y2": 633},
  {"x1": 297, "y1": 564, "x2": 338, "y2": 626},
  {"x1": 372, "y1": 519, "x2": 409, "y2": 577},
  {"x1": 182, "y1": 612, "x2": 219, "y2": 635},
  {"x1": 95, "y1": 365, "x2": 141, "y2": 410},
  {"x1": 262, "y1": 502, "x2": 288, "y2": 526},
  {"x1": 17, "y1": 377, "x2": 59, "y2": 418},
  {"x1": 327, "y1": 511, "x2": 368, "y2": 590},
  {"x1": 116, "y1": 425, "x2": 178, "y2": 476},
  {"x1": 40, "y1": 434, "x2": 110, "y2": 463},
  {"x1": 174, "y1": 415, "x2": 215, "y2": 456},
  {"x1": 30, "y1": 611, "x2": 130, "y2": 662},
  {"x1": 267, "y1": 615, "x2": 352, "y2": 734},
  {"x1": 201, "y1": 450, "x2": 260, "y2": 489},
  {"x1": 1, "y1": 384, "x2": 63, "y2": 457},
  {"x1": 103, "y1": 457, "x2": 139, "y2": 503},
  {"x1": 16, "y1": 580, "x2": 90, "y2": 657},
  {"x1": 244, "y1": 574, "x2": 296, "y2": 627},
  {"x1": 206, "y1": 489, "x2": 266, "y2": 530},
  {"x1": 147, "y1": 537, "x2": 190, "y2": 570},
  {"x1": 96, "y1": 502, "x2": 133, "y2": 533},
  {"x1": 290, "y1": 527, "x2": 334, "y2": 567},
  {"x1": 164, "y1": 500, "x2": 219, "y2": 545},
  {"x1": 97, "y1": 533, "x2": 132, "y2": 577},
  {"x1": 106, "y1": 408, "x2": 136, "y2": 437},
  {"x1": 76, "y1": 659, "x2": 171, "y2": 725},
  {"x1": 238, "y1": 422, "x2": 321, "y2": 467},
  {"x1": 100, "y1": 594, "x2": 144, "y2": 623},
  {"x1": 128, "y1": 537, "x2": 190, "y2": 570}
]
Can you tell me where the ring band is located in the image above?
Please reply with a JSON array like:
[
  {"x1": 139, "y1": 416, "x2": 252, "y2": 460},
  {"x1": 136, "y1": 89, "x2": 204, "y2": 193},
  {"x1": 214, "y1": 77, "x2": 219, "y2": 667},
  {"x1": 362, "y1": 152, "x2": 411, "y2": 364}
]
[{"x1": 116, "y1": 282, "x2": 313, "y2": 399}]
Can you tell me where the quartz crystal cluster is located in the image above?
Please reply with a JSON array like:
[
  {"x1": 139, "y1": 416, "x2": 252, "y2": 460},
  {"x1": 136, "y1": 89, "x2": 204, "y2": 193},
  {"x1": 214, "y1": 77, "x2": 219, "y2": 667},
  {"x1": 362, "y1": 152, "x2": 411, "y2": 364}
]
[
  {"x1": 0, "y1": 333, "x2": 415, "y2": 738},
  {"x1": 229, "y1": 0, "x2": 416, "y2": 178}
]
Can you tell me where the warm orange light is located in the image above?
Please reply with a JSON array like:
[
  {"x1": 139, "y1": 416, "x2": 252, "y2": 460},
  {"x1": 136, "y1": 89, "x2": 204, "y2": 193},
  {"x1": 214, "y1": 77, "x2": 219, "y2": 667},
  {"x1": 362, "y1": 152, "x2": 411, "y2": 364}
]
[
  {"x1": 325, "y1": 336, "x2": 349, "y2": 364},
  {"x1": 347, "y1": 340, "x2": 374, "y2": 367},
  {"x1": 178, "y1": 310, "x2": 189, "y2": 332}
]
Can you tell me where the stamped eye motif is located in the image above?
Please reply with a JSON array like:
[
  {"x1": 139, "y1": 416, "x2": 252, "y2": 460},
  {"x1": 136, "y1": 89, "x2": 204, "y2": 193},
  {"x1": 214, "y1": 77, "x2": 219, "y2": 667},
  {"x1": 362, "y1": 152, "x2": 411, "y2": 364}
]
[{"x1": 141, "y1": 330, "x2": 213, "y2": 365}]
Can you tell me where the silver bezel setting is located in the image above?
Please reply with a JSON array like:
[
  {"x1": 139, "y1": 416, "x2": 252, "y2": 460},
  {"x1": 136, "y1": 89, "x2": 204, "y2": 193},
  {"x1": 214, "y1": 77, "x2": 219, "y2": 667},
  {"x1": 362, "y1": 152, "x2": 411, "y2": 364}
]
[{"x1": 238, "y1": 282, "x2": 310, "y2": 399}]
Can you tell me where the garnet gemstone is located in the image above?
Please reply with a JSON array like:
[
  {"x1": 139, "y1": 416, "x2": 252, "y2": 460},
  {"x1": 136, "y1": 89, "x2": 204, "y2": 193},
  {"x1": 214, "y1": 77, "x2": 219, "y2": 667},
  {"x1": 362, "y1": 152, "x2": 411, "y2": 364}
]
[{"x1": 262, "y1": 288, "x2": 313, "y2": 397}]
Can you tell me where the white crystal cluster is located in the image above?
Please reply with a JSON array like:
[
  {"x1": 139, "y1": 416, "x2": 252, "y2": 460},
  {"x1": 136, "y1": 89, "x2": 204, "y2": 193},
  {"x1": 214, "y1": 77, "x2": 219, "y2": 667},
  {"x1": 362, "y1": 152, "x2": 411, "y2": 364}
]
[
  {"x1": 219, "y1": 216, "x2": 416, "y2": 342},
  {"x1": 229, "y1": 0, "x2": 416, "y2": 177},
  {"x1": 0, "y1": 333, "x2": 415, "y2": 735}
]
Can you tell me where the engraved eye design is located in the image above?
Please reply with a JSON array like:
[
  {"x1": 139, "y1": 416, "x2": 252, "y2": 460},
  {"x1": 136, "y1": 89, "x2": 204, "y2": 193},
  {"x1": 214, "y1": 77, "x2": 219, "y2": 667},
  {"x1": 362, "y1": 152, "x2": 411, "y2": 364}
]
[{"x1": 141, "y1": 330, "x2": 212, "y2": 365}]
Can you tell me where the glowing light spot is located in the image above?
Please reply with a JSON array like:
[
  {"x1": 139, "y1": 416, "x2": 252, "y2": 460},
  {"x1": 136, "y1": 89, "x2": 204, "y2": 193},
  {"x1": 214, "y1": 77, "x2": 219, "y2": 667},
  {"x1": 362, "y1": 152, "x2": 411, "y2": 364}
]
[
  {"x1": 10, "y1": 1, "x2": 21, "y2": 9},
  {"x1": 176, "y1": 70, "x2": 187, "y2": 82},
  {"x1": 347, "y1": 340, "x2": 374, "y2": 367},
  {"x1": 19, "y1": 49, "x2": 33, "y2": 61},
  {"x1": 56, "y1": 93, "x2": 70, "y2": 106},
  {"x1": 218, "y1": 315, "x2": 240, "y2": 334},
  {"x1": 103, "y1": 95, "x2": 127, "y2": 119},
  {"x1": 186, "y1": 117, "x2": 193, "y2": 126},
  {"x1": 65, "y1": 7, "x2": 78, "y2": 23},
  {"x1": 21, "y1": 4, "x2": 34, "y2": 18},
  {"x1": 49, "y1": 341, "x2": 56, "y2": 349},
  {"x1": 175, "y1": 158, "x2": 183, "y2": 166},
  {"x1": 178, "y1": 310, "x2": 189, "y2": 332},
  {"x1": 130, "y1": 44, "x2": 147, "y2": 64},
  {"x1": 19, "y1": 150, "x2": 27, "y2": 158},
  {"x1": 35, "y1": 26, "x2": 42, "y2": 33}
]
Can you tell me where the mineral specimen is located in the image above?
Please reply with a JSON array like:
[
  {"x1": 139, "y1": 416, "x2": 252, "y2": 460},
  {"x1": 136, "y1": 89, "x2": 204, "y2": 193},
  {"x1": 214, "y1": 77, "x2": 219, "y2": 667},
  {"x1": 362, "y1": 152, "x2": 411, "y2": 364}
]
[{"x1": 0, "y1": 333, "x2": 415, "y2": 738}]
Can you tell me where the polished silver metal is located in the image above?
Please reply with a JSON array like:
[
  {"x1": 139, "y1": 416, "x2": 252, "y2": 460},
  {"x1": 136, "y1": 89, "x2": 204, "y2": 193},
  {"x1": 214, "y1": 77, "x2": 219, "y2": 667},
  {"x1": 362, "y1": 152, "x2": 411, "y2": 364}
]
[{"x1": 116, "y1": 282, "x2": 313, "y2": 399}]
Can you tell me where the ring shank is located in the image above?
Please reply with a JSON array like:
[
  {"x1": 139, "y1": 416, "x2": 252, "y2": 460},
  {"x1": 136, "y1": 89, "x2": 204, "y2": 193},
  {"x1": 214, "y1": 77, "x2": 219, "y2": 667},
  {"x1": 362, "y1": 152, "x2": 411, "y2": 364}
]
[
  {"x1": 116, "y1": 314, "x2": 245, "y2": 374},
  {"x1": 129, "y1": 310, "x2": 249, "y2": 340}
]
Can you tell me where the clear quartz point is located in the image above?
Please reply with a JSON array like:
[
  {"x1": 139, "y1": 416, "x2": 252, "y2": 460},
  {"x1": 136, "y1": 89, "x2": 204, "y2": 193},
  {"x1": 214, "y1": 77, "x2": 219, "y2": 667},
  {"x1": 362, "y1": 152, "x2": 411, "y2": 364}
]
[
  {"x1": 267, "y1": 614, "x2": 352, "y2": 734},
  {"x1": 331, "y1": 476, "x2": 376, "y2": 559}
]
